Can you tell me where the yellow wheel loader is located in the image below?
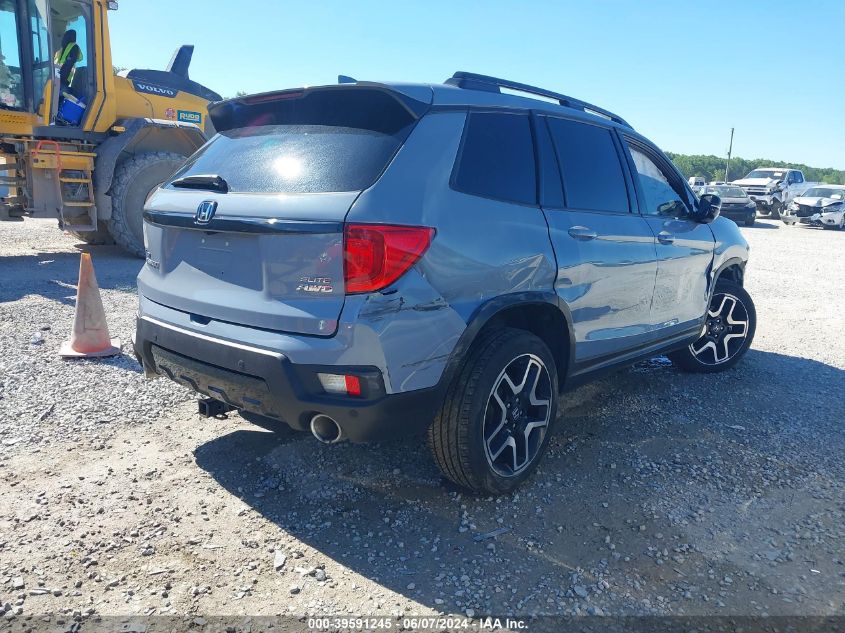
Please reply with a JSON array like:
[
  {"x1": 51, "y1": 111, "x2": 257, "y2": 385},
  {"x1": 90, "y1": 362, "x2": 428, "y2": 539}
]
[{"x1": 0, "y1": 0, "x2": 220, "y2": 256}]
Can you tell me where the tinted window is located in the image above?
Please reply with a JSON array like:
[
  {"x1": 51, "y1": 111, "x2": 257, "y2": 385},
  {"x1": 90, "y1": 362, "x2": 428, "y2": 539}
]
[
  {"x1": 534, "y1": 117, "x2": 564, "y2": 207},
  {"x1": 453, "y1": 112, "x2": 536, "y2": 205},
  {"x1": 629, "y1": 146, "x2": 688, "y2": 217},
  {"x1": 546, "y1": 118, "x2": 629, "y2": 212},
  {"x1": 168, "y1": 89, "x2": 416, "y2": 193}
]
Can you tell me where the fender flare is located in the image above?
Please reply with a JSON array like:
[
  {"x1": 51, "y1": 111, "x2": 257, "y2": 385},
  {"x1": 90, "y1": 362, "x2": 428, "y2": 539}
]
[
  {"x1": 436, "y1": 291, "x2": 576, "y2": 393},
  {"x1": 712, "y1": 257, "x2": 746, "y2": 287},
  {"x1": 93, "y1": 118, "x2": 207, "y2": 220}
]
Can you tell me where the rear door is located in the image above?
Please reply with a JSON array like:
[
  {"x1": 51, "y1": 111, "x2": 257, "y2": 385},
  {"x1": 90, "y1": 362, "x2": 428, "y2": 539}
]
[
  {"x1": 538, "y1": 115, "x2": 659, "y2": 364},
  {"x1": 138, "y1": 87, "x2": 427, "y2": 337},
  {"x1": 620, "y1": 138, "x2": 715, "y2": 332}
]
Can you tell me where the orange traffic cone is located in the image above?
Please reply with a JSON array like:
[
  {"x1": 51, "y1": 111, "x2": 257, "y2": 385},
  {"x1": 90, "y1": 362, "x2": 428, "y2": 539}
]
[{"x1": 59, "y1": 253, "x2": 121, "y2": 358}]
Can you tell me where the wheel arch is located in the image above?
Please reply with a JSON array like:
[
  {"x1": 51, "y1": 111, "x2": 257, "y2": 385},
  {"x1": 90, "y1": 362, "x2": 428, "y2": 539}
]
[
  {"x1": 93, "y1": 118, "x2": 207, "y2": 220},
  {"x1": 713, "y1": 257, "x2": 746, "y2": 287},
  {"x1": 441, "y1": 292, "x2": 575, "y2": 394}
]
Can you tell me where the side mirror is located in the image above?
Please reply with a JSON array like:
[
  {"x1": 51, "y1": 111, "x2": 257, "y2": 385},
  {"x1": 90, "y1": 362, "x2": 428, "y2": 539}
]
[{"x1": 691, "y1": 193, "x2": 721, "y2": 223}]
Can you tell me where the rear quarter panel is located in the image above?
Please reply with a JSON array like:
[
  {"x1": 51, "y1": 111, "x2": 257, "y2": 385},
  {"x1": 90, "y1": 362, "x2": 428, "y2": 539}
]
[{"x1": 347, "y1": 111, "x2": 558, "y2": 392}]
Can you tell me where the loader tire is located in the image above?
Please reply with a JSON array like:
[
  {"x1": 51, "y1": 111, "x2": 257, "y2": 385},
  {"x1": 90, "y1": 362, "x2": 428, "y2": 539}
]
[
  {"x1": 68, "y1": 221, "x2": 115, "y2": 246},
  {"x1": 108, "y1": 152, "x2": 186, "y2": 258}
]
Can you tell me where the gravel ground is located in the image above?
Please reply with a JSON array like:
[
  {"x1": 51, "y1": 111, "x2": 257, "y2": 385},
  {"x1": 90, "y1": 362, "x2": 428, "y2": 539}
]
[{"x1": 0, "y1": 217, "x2": 843, "y2": 631}]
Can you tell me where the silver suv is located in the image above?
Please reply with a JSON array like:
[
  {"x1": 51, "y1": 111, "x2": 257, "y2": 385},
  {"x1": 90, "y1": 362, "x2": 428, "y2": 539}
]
[{"x1": 134, "y1": 72, "x2": 756, "y2": 494}]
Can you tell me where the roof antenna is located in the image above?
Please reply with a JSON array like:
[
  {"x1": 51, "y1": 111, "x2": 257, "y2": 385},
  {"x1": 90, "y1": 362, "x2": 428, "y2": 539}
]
[{"x1": 338, "y1": 75, "x2": 357, "y2": 84}]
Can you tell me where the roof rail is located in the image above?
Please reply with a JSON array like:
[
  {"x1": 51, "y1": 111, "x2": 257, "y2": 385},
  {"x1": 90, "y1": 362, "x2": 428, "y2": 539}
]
[{"x1": 445, "y1": 71, "x2": 631, "y2": 128}]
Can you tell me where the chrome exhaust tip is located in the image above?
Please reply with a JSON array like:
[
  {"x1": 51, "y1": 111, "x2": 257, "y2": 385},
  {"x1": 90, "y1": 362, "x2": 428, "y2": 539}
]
[{"x1": 310, "y1": 414, "x2": 343, "y2": 444}]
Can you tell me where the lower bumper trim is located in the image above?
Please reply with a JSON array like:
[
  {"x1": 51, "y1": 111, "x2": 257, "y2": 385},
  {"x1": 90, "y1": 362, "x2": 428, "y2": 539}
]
[{"x1": 134, "y1": 316, "x2": 440, "y2": 442}]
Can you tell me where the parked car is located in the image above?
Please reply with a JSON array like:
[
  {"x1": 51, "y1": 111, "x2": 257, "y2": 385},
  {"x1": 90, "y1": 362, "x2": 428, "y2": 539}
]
[
  {"x1": 732, "y1": 167, "x2": 817, "y2": 218},
  {"x1": 782, "y1": 184, "x2": 845, "y2": 229},
  {"x1": 134, "y1": 72, "x2": 756, "y2": 494},
  {"x1": 688, "y1": 176, "x2": 705, "y2": 188},
  {"x1": 698, "y1": 185, "x2": 757, "y2": 226}
]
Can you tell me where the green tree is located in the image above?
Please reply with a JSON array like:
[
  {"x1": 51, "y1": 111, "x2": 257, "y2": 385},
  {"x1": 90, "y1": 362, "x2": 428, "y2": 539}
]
[{"x1": 665, "y1": 152, "x2": 844, "y2": 185}]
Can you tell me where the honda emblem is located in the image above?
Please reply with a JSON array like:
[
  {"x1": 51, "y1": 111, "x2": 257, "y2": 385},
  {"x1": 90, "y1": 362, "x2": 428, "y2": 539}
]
[{"x1": 195, "y1": 200, "x2": 217, "y2": 225}]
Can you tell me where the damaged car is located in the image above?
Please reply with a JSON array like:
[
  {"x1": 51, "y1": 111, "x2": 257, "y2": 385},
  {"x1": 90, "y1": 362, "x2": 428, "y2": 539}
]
[
  {"x1": 134, "y1": 73, "x2": 756, "y2": 494},
  {"x1": 782, "y1": 185, "x2": 845, "y2": 230}
]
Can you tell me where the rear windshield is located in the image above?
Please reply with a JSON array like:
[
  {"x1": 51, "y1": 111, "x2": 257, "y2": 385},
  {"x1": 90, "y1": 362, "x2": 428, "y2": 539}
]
[{"x1": 167, "y1": 89, "x2": 418, "y2": 194}]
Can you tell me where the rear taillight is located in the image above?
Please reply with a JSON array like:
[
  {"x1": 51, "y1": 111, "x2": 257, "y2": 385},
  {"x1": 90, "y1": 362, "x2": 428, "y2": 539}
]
[
  {"x1": 343, "y1": 224, "x2": 435, "y2": 294},
  {"x1": 317, "y1": 373, "x2": 362, "y2": 397}
]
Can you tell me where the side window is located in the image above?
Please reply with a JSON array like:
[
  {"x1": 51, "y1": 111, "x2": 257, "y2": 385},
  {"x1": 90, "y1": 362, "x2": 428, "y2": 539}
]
[
  {"x1": 453, "y1": 111, "x2": 536, "y2": 205},
  {"x1": 794, "y1": 171, "x2": 803, "y2": 184},
  {"x1": 0, "y1": 5, "x2": 24, "y2": 109},
  {"x1": 62, "y1": 15, "x2": 88, "y2": 95},
  {"x1": 546, "y1": 117, "x2": 629, "y2": 213},
  {"x1": 628, "y1": 146, "x2": 689, "y2": 217},
  {"x1": 29, "y1": 0, "x2": 51, "y2": 108}
]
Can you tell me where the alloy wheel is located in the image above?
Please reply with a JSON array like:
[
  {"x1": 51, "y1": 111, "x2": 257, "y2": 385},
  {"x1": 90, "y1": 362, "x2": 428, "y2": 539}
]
[
  {"x1": 690, "y1": 292, "x2": 750, "y2": 365},
  {"x1": 482, "y1": 354, "x2": 552, "y2": 477}
]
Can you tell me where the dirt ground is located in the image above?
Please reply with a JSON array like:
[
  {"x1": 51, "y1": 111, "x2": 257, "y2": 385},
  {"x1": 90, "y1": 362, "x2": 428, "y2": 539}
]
[{"x1": 1, "y1": 217, "x2": 843, "y2": 632}]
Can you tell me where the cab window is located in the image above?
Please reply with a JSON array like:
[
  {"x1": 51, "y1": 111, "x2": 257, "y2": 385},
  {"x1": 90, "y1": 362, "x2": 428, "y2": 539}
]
[
  {"x1": 29, "y1": 0, "x2": 50, "y2": 109},
  {"x1": 0, "y1": 3, "x2": 24, "y2": 109},
  {"x1": 50, "y1": 0, "x2": 91, "y2": 98}
]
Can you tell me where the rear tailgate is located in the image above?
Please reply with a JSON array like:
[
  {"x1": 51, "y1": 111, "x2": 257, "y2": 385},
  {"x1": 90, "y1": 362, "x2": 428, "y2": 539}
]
[
  {"x1": 140, "y1": 190, "x2": 352, "y2": 336},
  {"x1": 137, "y1": 85, "x2": 430, "y2": 337}
]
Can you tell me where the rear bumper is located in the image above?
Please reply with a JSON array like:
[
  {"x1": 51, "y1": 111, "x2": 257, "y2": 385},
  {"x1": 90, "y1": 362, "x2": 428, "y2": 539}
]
[{"x1": 133, "y1": 315, "x2": 439, "y2": 442}]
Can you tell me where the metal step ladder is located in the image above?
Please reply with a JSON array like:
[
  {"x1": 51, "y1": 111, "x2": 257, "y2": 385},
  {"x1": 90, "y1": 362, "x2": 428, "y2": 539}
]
[{"x1": 31, "y1": 140, "x2": 97, "y2": 231}]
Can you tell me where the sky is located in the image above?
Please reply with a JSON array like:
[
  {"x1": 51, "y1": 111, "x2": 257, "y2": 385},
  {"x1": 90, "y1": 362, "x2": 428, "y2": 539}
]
[{"x1": 109, "y1": 0, "x2": 845, "y2": 169}]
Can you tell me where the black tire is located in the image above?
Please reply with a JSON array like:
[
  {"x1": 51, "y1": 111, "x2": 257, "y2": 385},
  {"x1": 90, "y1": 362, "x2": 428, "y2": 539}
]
[
  {"x1": 67, "y1": 221, "x2": 115, "y2": 246},
  {"x1": 428, "y1": 328, "x2": 559, "y2": 495},
  {"x1": 108, "y1": 152, "x2": 186, "y2": 257},
  {"x1": 769, "y1": 199, "x2": 783, "y2": 219},
  {"x1": 744, "y1": 215, "x2": 755, "y2": 227},
  {"x1": 669, "y1": 280, "x2": 756, "y2": 373}
]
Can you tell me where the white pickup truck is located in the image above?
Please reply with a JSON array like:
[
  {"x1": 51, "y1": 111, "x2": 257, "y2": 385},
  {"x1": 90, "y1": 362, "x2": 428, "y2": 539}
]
[{"x1": 731, "y1": 167, "x2": 817, "y2": 218}]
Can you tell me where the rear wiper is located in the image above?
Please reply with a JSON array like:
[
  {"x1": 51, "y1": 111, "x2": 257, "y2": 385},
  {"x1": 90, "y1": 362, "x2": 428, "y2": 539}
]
[{"x1": 170, "y1": 174, "x2": 229, "y2": 193}]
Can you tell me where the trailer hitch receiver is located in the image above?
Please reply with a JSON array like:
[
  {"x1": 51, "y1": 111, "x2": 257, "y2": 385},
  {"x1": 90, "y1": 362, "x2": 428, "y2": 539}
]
[{"x1": 198, "y1": 397, "x2": 235, "y2": 418}]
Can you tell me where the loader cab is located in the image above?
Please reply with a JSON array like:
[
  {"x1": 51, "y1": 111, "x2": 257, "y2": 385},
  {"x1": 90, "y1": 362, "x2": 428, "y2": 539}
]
[
  {"x1": 48, "y1": 0, "x2": 95, "y2": 126},
  {"x1": 0, "y1": 0, "x2": 96, "y2": 127}
]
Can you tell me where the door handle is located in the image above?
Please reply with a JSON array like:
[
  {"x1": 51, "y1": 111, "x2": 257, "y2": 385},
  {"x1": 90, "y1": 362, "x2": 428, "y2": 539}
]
[
  {"x1": 568, "y1": 226, "x2": 597, "y2": 240},
  {"x1": 657, "y1": 231, "x2": 675, "y2": 244}
]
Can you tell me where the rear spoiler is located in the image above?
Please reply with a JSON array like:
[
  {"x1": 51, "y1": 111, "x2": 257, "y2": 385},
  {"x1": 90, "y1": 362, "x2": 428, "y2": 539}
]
[{"x1": 208, "y1": 83, "x2": 432, "y2": 134}]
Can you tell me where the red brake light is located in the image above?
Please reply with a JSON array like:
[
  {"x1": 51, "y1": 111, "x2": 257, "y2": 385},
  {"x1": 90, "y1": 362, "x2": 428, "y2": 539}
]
[
  {"x1": 344, "y1": 375, "x2": 362, "y2": 397},
  {"x1": 344, "y1": 224, "x2": 435, "y2": 294}
]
